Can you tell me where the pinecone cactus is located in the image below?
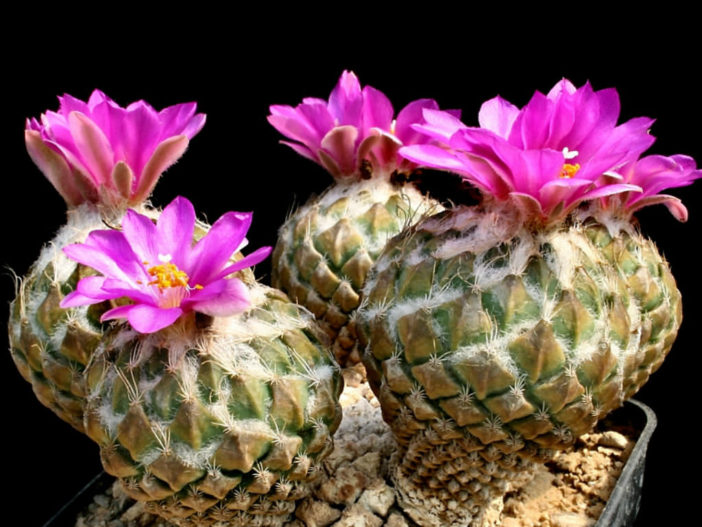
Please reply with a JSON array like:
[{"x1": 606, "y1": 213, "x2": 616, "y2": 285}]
[
  {"x1": 358, "y1": 80, "x2": 701, "y2": 527},
  {"x1": 8, "y1": 90, "x2": 205, "y2": 431},
  {"x1": 268, "y1": 71, "x2": 450, "y2": 367},
  {"x1": 63, "y1": 197, "x2": 343, "y2": 526}
]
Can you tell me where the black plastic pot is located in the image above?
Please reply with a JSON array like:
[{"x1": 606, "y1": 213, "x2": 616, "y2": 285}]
[
  {"x1": 595, "y1": 399, "x2": 657, "y2": 527},
  {"x1": 44, "y1": 399, "x2": 657, "y2": 527}
]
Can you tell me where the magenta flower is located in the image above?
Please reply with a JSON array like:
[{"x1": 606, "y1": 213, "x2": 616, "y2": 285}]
[
  {"x1": 601, "y1": 154, "x2": 702, "y2": 221},
  {"x1": 268, "y1": 70, "x2": 459, "y2": 179},
  {"x1": 59, "y1": 196, "x2": 272, "y2": 333},
  {"x1": 26, "y1": 90, "x2": 206, "y2": 208},
  {"x1": 401, "y1": 79, "x2": 655, "y2": 222}
]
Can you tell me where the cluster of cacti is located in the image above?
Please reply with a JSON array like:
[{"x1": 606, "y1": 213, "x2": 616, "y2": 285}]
[{"x1": 8, "y1": 75, "x2": 700, "y2": 527}]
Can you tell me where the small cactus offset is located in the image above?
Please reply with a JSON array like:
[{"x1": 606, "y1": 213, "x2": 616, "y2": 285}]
[
  {"x1": 269, "y1": 71, "x2": 447, "y2": 367},
  {"x1": 358, "y1": 80, "x2": 700, "y2": 527},
  {"x1": 60, "y1": 196, "x2": 343, "y2": 526},
  {"x1": 9, "y1": 91, "x2": 205, "y2": 430}
]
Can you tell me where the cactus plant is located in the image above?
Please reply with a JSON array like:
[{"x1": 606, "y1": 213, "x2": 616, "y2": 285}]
[
  {"x1": 268, "y1": 71, "x2": 449, "y2": 367},
  {"x1": 358, "y1": 79, "x2": 701, "y2": 527},
  {"x1": 60, "y1": 195, "x2": 343, "y2": 526},
  {"x1": 8, "y1": 90, "x2": 205, "y2": 430}
]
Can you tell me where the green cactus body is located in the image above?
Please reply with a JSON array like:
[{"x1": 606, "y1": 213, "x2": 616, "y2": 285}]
[
  {"x1": 83, "y1": 284, "x2": 343, "y2": 527},
  {"x1": 358, "y1": 205, "x2": 680, "y2": 527},
  {"x1": 8, "y1": 206, "x2": 118, "y2": 431},
  {"x1": 272, "y1": 178, "x2": 440, "y2": 367}
]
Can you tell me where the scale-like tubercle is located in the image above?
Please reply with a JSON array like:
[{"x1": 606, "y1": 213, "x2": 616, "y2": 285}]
[
  {"x1": 84, "y1": 285, "x2": 343, "y2": 527},
  {"x1": 9, "y1": 206, "x2": 127, "y2": 430}
]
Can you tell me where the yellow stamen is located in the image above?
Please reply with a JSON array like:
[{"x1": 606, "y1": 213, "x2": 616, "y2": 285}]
[
  {"x1": 147, "y1": 262, "x2": 190, "y2": 290},
  {"x1": 560, "y1": 163, "x2": 580, "y2": 179}
]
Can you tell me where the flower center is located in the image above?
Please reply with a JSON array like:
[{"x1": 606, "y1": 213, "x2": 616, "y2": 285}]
[
  {"x1": 139, "y1": 259, "x2": 204, "y2": 309},
  {"x1": 560, "y1": 163, "x2": 581, "y2": 179},
  {"x1": 148, "y1": 262, "x2": 190, "y2": 289}
]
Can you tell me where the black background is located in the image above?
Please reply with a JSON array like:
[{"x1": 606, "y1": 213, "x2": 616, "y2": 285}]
[{"x1": 2, "y1": 30, "x2": 699, "y2": 526}]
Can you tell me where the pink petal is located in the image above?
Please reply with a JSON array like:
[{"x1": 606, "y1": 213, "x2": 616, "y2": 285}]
[
  {"x1": 629, "y1": 195, "x2": 689, "y2": 221},
  {"x1": 58, "y1": 93, "x2": 92, "y2": 116},
  {"x1": 512, "y1": 149, "x2": 566, "y2": 196},
  {"x1": 155, "y1": 196, "x2": 196, "y2": 266},
  {"x1": 297, "y1": 102, "x2": 336, "y2": 140},
  {"x1": 131, "y1": 135, "x2": 189, "y2": 204},
  {"x1": 60, "y1": 290, "x2": 106, "y2": 308},
  {"x1": 546, "y1": 79, "x2": 577, "y2": 99},
  {"x1": 478, "y1": 96, "x2": 519, "y2": 138},
  {"x1": 268, "y1": 106, "x2": 324, "y2": 150},
  {"x1": 25, "y1": 129, "x2": 86, "y2": 206},
  {"x1": 415, "y1": 108, "x2": 468, "y2": 142},
  {"x1": 509, "y1": 90, "x2": 552, "y2": 149},
  {"x1": 357, "y1": 131, "x2": 402, "y2": 172},
  {"x1": 577, "y1": 183, "x2": 643, "y2": 204},
  {"x1": 121, "y1": 208, "x2": 159, "y2": 264},
  {"x1": 329, "y1": 70, "x2": 363, "y2": 127},
  {"x1": 213, "y1": 246, "x2": 273, "y2": 281},
  {"x1": 185, "y1": 278, "x2": 250, "y2": 317},
  {"x1": 188, "y1": 211, "x2": 253, "y2": 285},
  {"x1": 60, "y1": 275, "x2": 114, "y2": 308},
  {"x1": 122, "y1": 101, "x2": 162, "y2": 175},
  {"x1": 100, "y1": 304, "x2": 135, "y2": 322},
  {"x1": 399, "y1": 144, "x2": 467, "y2": 172},
  {"x1": 102, "y1": 304, "x2": 183, "y2": 334},
  {"x1": 508, "y1": 192, "x2": 545, "y2": 219},
  {"x1": 394, "y1": 99, "x2": 440, "y2": 145},
  {"x1": 317, "y1": 149, "x2": 343, "y2": 179},
  {"x1": 68, "y1": 111, "x2": 115, "y2": 187},
  {"x1": 112, "y1": 161, "x2": 134, "y2": 200},
  {"x1": 100, "y1": 278, "x2": 155, "y2": 304},
  {"x1": 320, "y1": 125, "x2": 359, "y2": 176},
  {"x1": 158, "y1": 102, "x2": 206, "y2": 139},
  {"x1": 361, "y1": 85, "x2": 394, "y2": 137},
  {"x1": 279, "y1": 140, "x2": 318, "y2": 162},
  {"x1": 65, "y1": 230, "x2": 146, "y2": 283}
]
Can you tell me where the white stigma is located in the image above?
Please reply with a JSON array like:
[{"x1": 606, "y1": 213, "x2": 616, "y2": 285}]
[
  {"x1": 562, "y1": 147, "x2": 579, "y2": 160},
  {"x1": 158, "y1": 253, "x2": 173, "y2": 263}
]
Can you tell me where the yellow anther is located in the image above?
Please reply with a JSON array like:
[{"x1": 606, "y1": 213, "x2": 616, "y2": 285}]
[
  {"x1": 560, "y1": 163, "x2": 581, "y2": 179},
  {"x1": 147, "y1": 262, "x2": 191, "y2": 290}
]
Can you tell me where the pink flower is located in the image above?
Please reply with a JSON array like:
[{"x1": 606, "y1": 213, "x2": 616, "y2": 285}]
[
  {"x1": 401, "y1": 79, "x2": 655, "y2": 222},
  {"x1": 60, "y1": 196, "x2": 271, "y2": 333},
  {"x1": 26, "y1": 90, "x2": 206, "y2": 208},
  {"x1": 601, "y1": 154, "x2": 702, "y2": 221},
  {"x1": 268, "y1": 70, "x2": 459, "y2": 179}
]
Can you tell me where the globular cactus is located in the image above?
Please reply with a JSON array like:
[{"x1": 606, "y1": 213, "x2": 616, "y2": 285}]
[
  {"x1": 358, "y1": 80, "x2": 700, "y2": 527},
  {"x1": 62, "y1": 197, "x2": 343, "y2": 526},
  {"x1": 84, "y1": 288, "x2": 342, "y2": 526},
  {"x1": 269, "y1": 71, "x2": 447, "y2": 367},
  {"x1": 9, "y1": 90, "x2": 205, "y2": 430}
]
